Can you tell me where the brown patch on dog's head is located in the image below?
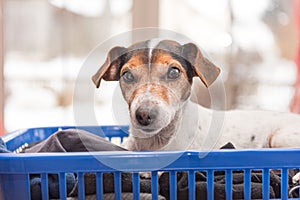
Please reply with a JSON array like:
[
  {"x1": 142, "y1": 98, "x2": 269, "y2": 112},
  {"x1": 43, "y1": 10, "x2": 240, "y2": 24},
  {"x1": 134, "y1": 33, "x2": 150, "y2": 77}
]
[
  {"x1": 151, "y1": 50, "x2": 189, "y2": 81},
  {"x1": 120, "y1": 52, "x2": 148, "y2": 76},
  {"x1": 149, "y1": 84, "x2": 170, "y2": 104},
  {"x1": 152, "y1": 40, "x2": 220, "y2": 87},
  {"x1": 148, "y1": 49, "x2": 192, "y2": 104},
  {"x1": 128, "y1": 83, "x2": 170, "y2": 107}
]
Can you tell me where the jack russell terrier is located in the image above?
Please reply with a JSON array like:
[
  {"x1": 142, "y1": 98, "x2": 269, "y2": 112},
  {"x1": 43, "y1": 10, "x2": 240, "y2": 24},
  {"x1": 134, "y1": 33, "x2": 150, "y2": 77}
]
[{"x1": 92, "y1": 39, "x2": 300, "y2": 152}]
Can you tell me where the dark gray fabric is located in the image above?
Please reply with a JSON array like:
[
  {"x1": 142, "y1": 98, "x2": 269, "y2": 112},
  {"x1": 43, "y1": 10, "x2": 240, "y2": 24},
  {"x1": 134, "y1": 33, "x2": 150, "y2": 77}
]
[
  {"x1": 159, "y1": 171, "x2": 282, "y2": 199},
  {"x1": 69, "y1": 173, "x2": 152, "y2": 197},
  {"x1": 25, "y1": 129, "x2": 126, "y2": 153},
  {"x1": 0, "y1": 137, "x2": 10, "y2": 153},
  {"x1": 56, "y1": 193, "x2": 166, "y2": 200}
]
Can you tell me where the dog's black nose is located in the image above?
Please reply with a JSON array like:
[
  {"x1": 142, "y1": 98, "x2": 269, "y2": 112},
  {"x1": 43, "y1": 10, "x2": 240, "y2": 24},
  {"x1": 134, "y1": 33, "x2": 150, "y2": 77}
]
[{"x1": 135, "y1": 107, "x2": 158, "y2": 126}]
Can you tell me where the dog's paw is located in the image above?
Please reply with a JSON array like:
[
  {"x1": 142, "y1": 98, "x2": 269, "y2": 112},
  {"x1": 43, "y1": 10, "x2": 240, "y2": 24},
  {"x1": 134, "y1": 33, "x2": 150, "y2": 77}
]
[
  {"x1": 293, "y1": 172, "x2": 300, "y2": 184},
  {"x1": 140, "y1": 172, "x2": 152, "y2": 179},
  {"x1": 140, "y1": 172, "x2": 163, "y2": 179}
]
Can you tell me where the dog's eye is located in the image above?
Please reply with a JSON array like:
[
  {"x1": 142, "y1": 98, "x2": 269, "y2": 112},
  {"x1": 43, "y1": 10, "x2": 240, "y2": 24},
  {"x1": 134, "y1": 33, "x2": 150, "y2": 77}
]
[
  {"x1": 167, "y1": 66, "x2": 181, "y2": 80},
  {"x1": 122, "y1": 71, "x2": 135, "y2": 83}
]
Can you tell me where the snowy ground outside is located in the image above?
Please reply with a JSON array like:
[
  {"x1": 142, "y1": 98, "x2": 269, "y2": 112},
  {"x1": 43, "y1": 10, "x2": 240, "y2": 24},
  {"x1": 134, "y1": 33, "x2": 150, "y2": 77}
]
[{"x1": 4, "y1": 55, "x2": 125, "y2": 132}]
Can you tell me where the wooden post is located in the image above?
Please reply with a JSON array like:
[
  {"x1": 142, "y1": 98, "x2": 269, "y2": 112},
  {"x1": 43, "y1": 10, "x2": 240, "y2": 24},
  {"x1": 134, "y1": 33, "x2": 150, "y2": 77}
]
[
  {"x1": 132, "y1": 0, "x2": 159, "y2": 28},
  {"x1": 132, "y1": 0, "x2": 159, "y2": 40}
]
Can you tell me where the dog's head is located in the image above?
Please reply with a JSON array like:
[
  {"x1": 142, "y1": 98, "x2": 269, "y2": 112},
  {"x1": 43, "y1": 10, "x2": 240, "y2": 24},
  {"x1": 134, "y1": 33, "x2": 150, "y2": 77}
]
[{"x1": 92, "y1": 40, "x2": 220, "y2": 136}]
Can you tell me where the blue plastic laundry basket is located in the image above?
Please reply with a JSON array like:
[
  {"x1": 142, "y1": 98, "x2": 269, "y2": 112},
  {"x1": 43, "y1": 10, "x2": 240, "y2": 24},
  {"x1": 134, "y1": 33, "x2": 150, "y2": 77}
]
[{"x1": 0, "y1": 125, "x2": 300, "y2": 200}]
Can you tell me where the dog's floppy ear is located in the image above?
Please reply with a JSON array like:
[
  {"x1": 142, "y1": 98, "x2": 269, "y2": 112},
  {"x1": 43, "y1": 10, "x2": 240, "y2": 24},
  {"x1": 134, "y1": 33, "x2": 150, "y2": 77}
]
[
  {"x1": 181, "y1": 43, "x2": 220, "y2": 87},
  {"x1": 92, "y1": 46, "x2": 127, "y2": 88}
]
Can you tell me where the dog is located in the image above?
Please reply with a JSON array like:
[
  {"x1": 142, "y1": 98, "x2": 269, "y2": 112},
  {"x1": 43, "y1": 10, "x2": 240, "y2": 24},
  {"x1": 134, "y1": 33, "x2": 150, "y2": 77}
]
[{"x1": 92, "y1": 39, "x2": 300, "y2": 152}]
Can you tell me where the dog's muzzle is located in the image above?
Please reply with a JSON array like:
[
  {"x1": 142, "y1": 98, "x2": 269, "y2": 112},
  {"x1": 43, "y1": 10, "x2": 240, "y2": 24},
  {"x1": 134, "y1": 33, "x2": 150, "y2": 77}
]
[
  {"x1": 128, "y1": 83, "x2": 177, "y2": 135},
  {"x1": 135, "y1": 105, "x2": 158, "y2": 127}
]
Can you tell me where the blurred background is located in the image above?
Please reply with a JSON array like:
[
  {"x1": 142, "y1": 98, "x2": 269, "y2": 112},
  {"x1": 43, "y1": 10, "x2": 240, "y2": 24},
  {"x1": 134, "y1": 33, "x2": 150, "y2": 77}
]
[{"x1": 0, "y1": 0, "x2": 299, "y2": 133}]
